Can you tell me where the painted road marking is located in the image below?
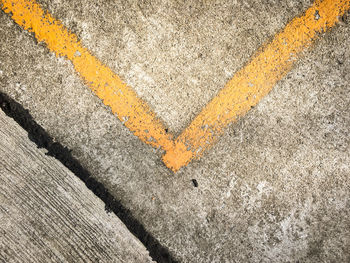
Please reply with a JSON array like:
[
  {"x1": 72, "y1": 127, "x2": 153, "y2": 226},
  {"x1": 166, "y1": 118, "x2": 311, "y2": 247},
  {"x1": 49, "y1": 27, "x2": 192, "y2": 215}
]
[
  {"x1": 1, "y1": 0, "x2": 349, "y2": 172},
  {"x1": 163, "y1": 0, "x2": 350, "y2": 171},
  {"x1": 1, "y1": 0, "x2": 174, "y2": 152}
]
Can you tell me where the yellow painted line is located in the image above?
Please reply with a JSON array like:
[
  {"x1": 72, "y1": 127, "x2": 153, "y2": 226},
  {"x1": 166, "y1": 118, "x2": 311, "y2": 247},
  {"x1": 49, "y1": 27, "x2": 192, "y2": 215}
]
[
  {"x1": 2, "y1": 0, "x2": 349, "y2": 173},
  {"x1": 1, "y1": 0, "x2": 174, "y2": 152},
  {"x1": 163, "y1": 0, "x2": 350, "y2": 172}
]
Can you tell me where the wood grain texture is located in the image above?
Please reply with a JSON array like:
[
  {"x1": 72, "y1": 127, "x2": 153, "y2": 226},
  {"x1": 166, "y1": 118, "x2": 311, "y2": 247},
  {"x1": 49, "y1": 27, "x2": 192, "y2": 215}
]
[{"x1": 0, "y1": 109, "x2": 154, "y2": 263}]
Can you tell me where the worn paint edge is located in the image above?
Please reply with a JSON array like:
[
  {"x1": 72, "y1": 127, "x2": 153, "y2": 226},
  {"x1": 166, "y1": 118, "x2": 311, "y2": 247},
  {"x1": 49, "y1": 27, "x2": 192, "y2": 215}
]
[
  {"x1": 163, "y1": 0, "x2": 350, "y2": 172},
  {"x1": 1, "y1": 0, "x2": 174, "y2": 152}
]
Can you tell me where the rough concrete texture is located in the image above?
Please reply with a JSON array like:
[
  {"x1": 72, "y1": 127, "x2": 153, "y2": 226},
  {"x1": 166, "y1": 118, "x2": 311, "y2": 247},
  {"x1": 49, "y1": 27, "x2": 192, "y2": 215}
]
[
  {"x1": 1, "y1": 0, "x2": 350, "y2": 262},
  {"x1": 35, "y1": 0, "x2": 312, "y2": 135},
  {"x1": 0, "y1": 109, "x2": 154, "y2": 263}
]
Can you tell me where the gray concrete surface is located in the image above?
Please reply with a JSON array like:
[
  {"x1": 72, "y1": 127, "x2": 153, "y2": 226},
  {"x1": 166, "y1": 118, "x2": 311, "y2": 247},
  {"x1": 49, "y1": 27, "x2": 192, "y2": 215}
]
[
  {"x1": 1, "y1": 0, "x2": 350, "y2": 262},
  {"x1": 0, "y1": 109, "x2": 154, "y2": 263}
]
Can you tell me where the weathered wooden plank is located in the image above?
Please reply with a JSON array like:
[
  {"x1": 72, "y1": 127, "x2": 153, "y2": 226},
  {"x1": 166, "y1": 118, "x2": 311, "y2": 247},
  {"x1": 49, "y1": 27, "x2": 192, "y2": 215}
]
[{"x1": 0, "y1": 109, "x2": 154, "y2": 263}]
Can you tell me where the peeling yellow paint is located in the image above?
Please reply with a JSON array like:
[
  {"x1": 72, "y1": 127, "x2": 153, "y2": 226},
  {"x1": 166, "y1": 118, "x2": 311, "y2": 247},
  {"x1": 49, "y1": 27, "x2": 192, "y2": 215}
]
[
  {"x1": 163, "y1": 0, "x2": 350, "y2": 172},
  {"x1": 1, "y1": 0, "x2": 174, "y2": 152}
]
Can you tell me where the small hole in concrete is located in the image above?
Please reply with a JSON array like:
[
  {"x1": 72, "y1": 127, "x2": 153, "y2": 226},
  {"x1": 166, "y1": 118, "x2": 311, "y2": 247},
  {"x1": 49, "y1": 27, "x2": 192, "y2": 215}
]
[
  {"x1": 192, "y1": 179, "x2": 198, "y2": 187},
  {"x1": 314, "y1": 10, "x2": 320, "y2": 20}
]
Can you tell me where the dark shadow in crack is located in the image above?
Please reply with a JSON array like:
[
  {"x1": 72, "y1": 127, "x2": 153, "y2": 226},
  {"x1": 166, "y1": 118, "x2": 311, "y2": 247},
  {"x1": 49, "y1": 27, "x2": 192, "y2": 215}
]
[{"x1": 0, "y1": 92, "x2": 178, "y2": 263}]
